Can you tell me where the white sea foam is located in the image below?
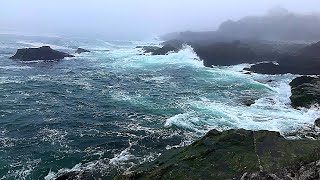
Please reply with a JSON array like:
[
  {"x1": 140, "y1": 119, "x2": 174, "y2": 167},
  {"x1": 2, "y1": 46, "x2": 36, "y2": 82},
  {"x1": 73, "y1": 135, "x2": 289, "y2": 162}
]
[
  {"x1": 17, "y1": 41, "x2": 70, "y2": 50},
  {"x1": 164, "y1": 71, "x2": 320, "y2": 134},
  {"x1": 109, "y1": 141, "x2": 136, "y2": 166},
  {"x1": 0, "y1": 65, "x2": 32, "y2": 70}
]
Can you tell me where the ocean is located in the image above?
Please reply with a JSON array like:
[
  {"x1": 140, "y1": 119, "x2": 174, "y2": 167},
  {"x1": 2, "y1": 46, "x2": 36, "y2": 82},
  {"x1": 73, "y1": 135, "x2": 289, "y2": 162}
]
[{"x1": 0, "y1": 34, "x2": 319, "y2": 179}]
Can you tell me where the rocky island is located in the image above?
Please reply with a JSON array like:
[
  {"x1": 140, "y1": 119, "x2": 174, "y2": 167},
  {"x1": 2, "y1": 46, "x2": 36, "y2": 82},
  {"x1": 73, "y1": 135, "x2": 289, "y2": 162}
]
[
  {"x1": 10, "y1": 46, "x2": 74, "y2": 61},
  {"x1": 75, "y1": 48, "x2": 91, "y2": 54}
]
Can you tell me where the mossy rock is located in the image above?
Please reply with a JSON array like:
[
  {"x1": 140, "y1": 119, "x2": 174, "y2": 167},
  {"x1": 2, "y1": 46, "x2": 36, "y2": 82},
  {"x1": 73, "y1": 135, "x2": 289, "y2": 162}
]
[
  {"x1": 114, "y1": 129, "x2": 320, "y2": 180},
  {"x1": 290, "y1": 76, "x2": 320, "y2": 108}
]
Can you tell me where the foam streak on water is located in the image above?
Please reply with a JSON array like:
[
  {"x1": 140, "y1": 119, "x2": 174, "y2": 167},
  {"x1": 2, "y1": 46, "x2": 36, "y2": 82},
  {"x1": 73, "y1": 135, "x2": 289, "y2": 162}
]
[{"x1": 0, "y1": 34, "x2": 319, "y2": 179}]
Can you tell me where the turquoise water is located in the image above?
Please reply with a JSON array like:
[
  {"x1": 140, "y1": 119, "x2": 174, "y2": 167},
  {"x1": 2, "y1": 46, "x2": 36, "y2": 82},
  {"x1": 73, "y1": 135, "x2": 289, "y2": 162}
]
[{"x1": 0, "y1": 34, "x2": 319, "y2": 179}]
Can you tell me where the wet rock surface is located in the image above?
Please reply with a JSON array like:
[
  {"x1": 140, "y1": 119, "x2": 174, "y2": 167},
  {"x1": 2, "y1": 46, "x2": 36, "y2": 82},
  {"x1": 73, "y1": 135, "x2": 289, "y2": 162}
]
[
  {"x1": 289, "y1": 76, "x2": 320, "y2": 108},
  {"x1": 10, "y1": 46, "x2": 74, "y2": 61},
  {"x1": 114, "y1": 129, "x2": 320, "y2": 180}
]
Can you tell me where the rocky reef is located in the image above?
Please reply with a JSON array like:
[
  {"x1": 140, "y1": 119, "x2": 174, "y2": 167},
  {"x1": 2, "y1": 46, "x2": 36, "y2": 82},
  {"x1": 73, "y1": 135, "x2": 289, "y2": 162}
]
[
  {"x1": 246, "y1": 41, "x2": 320, "y2": 75},
  {"x1": 137, "y1": 40, "x2": 185, "y2": 55},
  {"x1": 10, "y1": 46, "x2": 74, "y2": 61},
  {"x1": 192, "y1": 41, "x2": 261, "y2": 67},
  {"x1": 75, "y1": 48, "x2": 91, "y2": 54},
  {"x1": 289, "y1": 76, "x2": 320, "y2": 108},
  {"x1": 114, "y1": 129, "x2": 320, "y2": 180}
]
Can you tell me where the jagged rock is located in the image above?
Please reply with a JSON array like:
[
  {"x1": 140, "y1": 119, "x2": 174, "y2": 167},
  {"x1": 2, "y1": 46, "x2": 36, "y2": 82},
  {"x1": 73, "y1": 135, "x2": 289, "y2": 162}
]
[
  {"x1": 114, "y1": 129, "x2": 320, "y2": 180},
  {"x1": 138, "y1": 40, "x2": 184, "y2": 55},
  {"x1": 10, "y1": 46, "x2": 74, "y2": 61},
  {"x1": 246, "y1": 41, "x2": 320, "y2": 75},
  {"x1": 247, "y1": 55, "x2": 320, "y2": 75},
  {"x1": 289, "y1": 76, "x2": 320, "y2": 108},
  {"x1": 242, "y1": 160, "x2": 320, "y2": 180},
  {"x1": 75, "y1": 48, "x2": 90, "y2": 54},
  {"x1": 192, "y1": 41, "x2": 270, "y2": 67}
]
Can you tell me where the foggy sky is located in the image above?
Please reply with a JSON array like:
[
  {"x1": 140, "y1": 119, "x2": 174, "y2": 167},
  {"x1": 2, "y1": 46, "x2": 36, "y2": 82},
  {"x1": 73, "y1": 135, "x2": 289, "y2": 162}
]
[{"x1": 1, "y1": 0, "x2": 320, "y2": 39}]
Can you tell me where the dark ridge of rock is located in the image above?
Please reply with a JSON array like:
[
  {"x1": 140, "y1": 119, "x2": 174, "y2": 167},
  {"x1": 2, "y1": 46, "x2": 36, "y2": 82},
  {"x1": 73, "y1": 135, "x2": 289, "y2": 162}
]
[
  {"x1": 192, "y1": 42, "x2": 262, "y2": 67},
  {"x1": 246, "y1": 41, "x2": 320, "y2": 75},
  {"x1": 75, "y1": 48, "x2": 91, "y2": 54},
  {"x1": 289, "y1": 76, "x2": 318, "y2": 88},
  {"x1": 289, "y1": 76, "x2": 320, "y2": 108},
  {"x1": 114, "y1": 129, "x2": 320, "y2": 180},
  {"x1": 241, "y1": 160, "x2": 320, "y2": 180},
  {"x1": 151, "y1": 44, "x2": 180, "y2": 55},
  {"x1": 10, "y1": 46, "x2": 74, "y2": 61},
  {"x1": 138, "y1": 40, "x2": 185, "y2": 55},
  {"x1": 247, "y1": 56, "x2": 320, "y2": 75}
]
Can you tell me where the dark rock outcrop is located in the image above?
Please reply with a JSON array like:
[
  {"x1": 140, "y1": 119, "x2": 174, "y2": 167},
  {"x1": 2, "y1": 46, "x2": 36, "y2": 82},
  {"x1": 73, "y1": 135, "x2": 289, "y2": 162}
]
[
  {"x1": 75, "y1": 48, "x2": 90, "y2": 54},
  {"x1": 10, "y1": 46, "x2": 74, "y2": 61},
  {"x1": 241, "y1": 160, "x2": 320, "y2": 180},
  {"x1": 192, "y1": 42, "x2": 261, "y2": 67},
  {"x1": 114, "y1": 129, "x2": 320, "y2": 180},
  {"x1": 242, "y1": 98, "x2": 256, "y2": 106},
  {"x1": 246, "y1": 41, "x2": 320, "y2": 75},
  {"x1": 138, "y1": 40, "x2": 185, "y2": 55},
  {"x1": 289, "y1": 76, "x2": 320, "y2": 108}
]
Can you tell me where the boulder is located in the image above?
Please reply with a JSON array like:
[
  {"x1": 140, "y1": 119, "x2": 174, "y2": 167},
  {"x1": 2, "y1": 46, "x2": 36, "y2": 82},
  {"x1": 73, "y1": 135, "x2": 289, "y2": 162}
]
[
  {"x1": 290, "y1": 76, "x2": 320, "y2": 108},
  {"x1": 138, "y1": 40, "x2": 185, "y2": 55},
  {"x1": 114, "y1": 129, "x2": 320, "y2": 180},
  {"x1": 10, "y1": 46, "x2": 74, "y2": 61},
  {"x1": 75, "y1": 48, "x2": 90, "y2": 54}
]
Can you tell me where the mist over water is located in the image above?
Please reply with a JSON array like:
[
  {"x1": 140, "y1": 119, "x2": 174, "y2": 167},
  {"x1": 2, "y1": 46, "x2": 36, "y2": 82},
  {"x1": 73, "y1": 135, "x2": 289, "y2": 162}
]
[
  {"x1": 0, "y1": 34, "x2": 319, "y2": 179},
  {"x1": 1, "y1": 1, "x2": 320, "y2": 179},
  {"x1": 1, "y1": 0, "x2": 320, "y2": 39}
]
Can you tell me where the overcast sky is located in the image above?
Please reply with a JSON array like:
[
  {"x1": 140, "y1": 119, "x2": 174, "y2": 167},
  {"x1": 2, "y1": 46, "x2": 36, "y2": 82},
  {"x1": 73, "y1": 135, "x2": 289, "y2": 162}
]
[{"x1": 1, "y1": 0, "x2": 320, "y2": 39}]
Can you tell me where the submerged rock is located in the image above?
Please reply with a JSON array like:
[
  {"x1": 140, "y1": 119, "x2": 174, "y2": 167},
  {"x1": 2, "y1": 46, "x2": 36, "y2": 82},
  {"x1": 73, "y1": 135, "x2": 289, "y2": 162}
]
[
  {"x1": 114, "y1": 129, "x2": 320, "y2": 180},
  {"x1": 138, "y1": 40, "x2": 184, "y2": 55},
  {"x1": 10, "y1": 46, "x2": 74, "y2": 61},
  {"x1": 242, "y1": 98, "x2": 256, "y2": 106},
  {"x1": 75, "y1": 48, "x2": 90, "y2": 54},
  {"x1": 290, "y1": 76, "x2": 320, "y2": 108}
]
